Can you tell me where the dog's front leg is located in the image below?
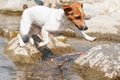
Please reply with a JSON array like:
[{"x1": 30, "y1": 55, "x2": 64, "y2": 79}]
[
  {"x1": 17, "y1": 34, "x2": 26, "y2": 47},
  {"x1": 70, "y1": 27, "x2": 96, "y2": 42},
  {"x1": 79, "y1": 31, "x2": 96, "y2": 42},
  {"x1": 37, "y1": 27, "x2": 50, "y2": 47}
]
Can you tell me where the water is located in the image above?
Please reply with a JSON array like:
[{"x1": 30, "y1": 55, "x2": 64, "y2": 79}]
[
  {"x1": 0, "y1": 37, "x2": 114, "y2": 80},
  {"x1": 0, "y1": 13, "x2": 20, "y2": 30},
  {"x1": 0, "y1": 37, "x2": 17, "y2": 80}
]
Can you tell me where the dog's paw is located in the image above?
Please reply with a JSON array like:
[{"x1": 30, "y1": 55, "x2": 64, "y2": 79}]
[
  {"x1": 18, "y1": 42, "x2": 25, "y2": 47},
  {"x1": 37, "y1": 42, "x2": 48, "y2": 47},
  {"x1": 86, "y1": 37, "x2": 96, "y2": 42}
]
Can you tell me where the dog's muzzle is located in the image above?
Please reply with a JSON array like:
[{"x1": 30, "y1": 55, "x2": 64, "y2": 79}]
[{"x1": 75, "y1": 23, "x2": 88, "y2": 31}]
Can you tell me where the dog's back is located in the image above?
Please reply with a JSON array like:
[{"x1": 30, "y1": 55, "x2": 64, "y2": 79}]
[
  {"x1": 20, "y1": 5, "x2": 64, "y2": 36},
  {"x1": 22, "y1": 6, "x2": 61, "y2": 26}
]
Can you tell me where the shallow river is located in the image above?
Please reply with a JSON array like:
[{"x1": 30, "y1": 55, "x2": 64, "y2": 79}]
[
  {"x1": 0, "y1": 13, "x2": 117, "y2": 80},
  {"x1": 0, "y1": 37, "x2": 16, "y2": 80}
]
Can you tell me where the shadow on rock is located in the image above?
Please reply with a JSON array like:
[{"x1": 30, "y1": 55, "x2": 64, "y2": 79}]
[{"x1": 32, "y1": 35, "x2": 53, "y2": 60}]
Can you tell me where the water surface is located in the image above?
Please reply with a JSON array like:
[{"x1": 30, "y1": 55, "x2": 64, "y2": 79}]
[{"x1": 0, "y1": 37, "x2": 17, "y2": 80}]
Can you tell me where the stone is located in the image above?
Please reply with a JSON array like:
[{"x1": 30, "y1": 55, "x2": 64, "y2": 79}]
[
  {"x1": 0, "y1": 0, "x2": 36, "y2": 11},
  {"x1": 4, "y1": 37, "x2": 41, "y2": 63},
  {"x1": 3, "y1": 30, "x2": 74, "y2": 63},
  {"x1": 74, "y1": 44, "x2": 120, "y2": 80}
]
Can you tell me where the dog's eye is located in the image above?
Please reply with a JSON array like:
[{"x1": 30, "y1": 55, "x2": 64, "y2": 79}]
[
  {"x1": 81, "y1": 4, "x2": 83, "y2": 8},
  {"x1": 64, "y1": 8, "x2": 72, "y2": 12},
  {"x1": 75, "y1": 16, "x2": 81, "y2": 19}
]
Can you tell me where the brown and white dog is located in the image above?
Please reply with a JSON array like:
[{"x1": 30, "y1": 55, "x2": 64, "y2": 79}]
[{"x1": 18, "y1": 2, "x2": 96, "y2": 47}]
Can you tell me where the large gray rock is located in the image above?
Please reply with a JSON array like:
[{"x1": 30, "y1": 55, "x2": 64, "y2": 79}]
[
  {"x1": 74, "y1": 43, "x2": 120, "y2": 80},
  {"x1": 85, "y1": 15, "x2": 120, "y2": 34}
]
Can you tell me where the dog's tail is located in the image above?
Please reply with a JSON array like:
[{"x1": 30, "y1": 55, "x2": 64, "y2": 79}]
[{"x1": 23, "y1": 4, "x2": 28, "y2": 10}]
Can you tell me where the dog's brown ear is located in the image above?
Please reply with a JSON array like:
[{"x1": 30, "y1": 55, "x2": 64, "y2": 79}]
[
  {"x1": 23, "y1": 4, "x2": 28, "y2": 10},
  {"x1": 61, "y1": 4, "x2": 72, "y2": 12},
  {"x1": 73, "y1": 2, "x2": 83, "y2": 8}
]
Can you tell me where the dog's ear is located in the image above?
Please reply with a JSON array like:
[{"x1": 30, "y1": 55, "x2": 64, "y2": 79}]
[
  {"x1": 23, "y1": 4, "x2": 28, "y2": 10},
  {"x1": 73, "y1": 2, "x2": 83, "y2": 8},
  {"x1": 61, "y1": 4, "x2": 72, "y2": 12}
]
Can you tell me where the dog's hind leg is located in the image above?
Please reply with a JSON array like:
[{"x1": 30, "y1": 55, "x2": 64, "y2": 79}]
[{"x1": 37, "y1": 27, "x2": 50, "y2": 47}]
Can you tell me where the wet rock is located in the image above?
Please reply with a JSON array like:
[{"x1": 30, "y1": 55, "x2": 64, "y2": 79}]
[
  {"x1": 3, "y1": 29, "x2": 73, "y2": 63},
  {"x1": 74, "y1": 44, "x2": 120, "y2": 80},
  {"x1": 4, "y1": 36, "x2": 41, "y2": 63},
  {"x1": 15, "y1": 52, "x2": 83, "y2": 80}
]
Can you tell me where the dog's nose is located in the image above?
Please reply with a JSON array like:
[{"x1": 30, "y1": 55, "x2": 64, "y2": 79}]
[
  {"x1": 75, "y1": 24, "x2": 88, "y2": 31},
  {"x1": 82, "y1": 23, "x2": 88, "y2": 30},
  {"x1": 83, "y1": 25, "x2": 88, "y2": 30}
]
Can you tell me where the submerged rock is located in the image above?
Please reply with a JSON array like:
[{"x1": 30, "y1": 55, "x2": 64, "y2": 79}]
[{"x1": 74, "y1": 44, "x2": 120, "y2": 80}]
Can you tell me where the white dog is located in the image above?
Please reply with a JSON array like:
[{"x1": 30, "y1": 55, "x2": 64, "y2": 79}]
[{"x1": 18, "y1": 2, "x2": 96, "y2": 47}]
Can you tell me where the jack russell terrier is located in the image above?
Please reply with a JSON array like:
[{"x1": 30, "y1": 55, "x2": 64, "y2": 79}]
[{"x1": 18, "y1": 2, "x2": 96, "y2": 47}]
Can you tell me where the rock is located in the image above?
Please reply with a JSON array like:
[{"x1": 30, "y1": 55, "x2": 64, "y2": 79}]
[
  {"x1": 47, "y1": 35, "x2": 74, "y2": 54},
  {"x1": 3, "y1": 30, "x2": 74, "y2": 63},
  {"x1": 81, "y1": 0, "x2": 120, "y2": 41},
  {"x1": 0, "y1": 0, "x2": 36, "y2": 11},
  {"x1": 4, "y1": 37, "x2": 41, "y2": 63},
  {"x1": 85, "y1": 15, "x2": 120, "y2": 34},
  {"x1": 83, "y1": 3, "x2": 99, "y2": 18},
  {"x1": 74, "y1": 44, "x2": 120, "y2": 80},
  {"x1": 34, "y1": 0, "x2": 44, "y2": 5}
]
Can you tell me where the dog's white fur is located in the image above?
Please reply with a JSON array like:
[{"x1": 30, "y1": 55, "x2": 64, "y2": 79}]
[{"x1": 19, "y1": 5, "x2": 96, "y2": 47}]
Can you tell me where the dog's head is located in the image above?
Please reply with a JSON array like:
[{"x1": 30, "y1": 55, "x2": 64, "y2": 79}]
[{"x1": 62, "y1": 2, "x2": 88, "y2": 30}]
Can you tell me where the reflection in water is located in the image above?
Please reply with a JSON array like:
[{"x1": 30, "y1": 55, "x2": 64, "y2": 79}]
[
  {"x1": 0, "y1": 37, "x2": 17, "y2": 80},
  {"x1": 15, "y1": 55, "x2": 82, "y2": 80}
]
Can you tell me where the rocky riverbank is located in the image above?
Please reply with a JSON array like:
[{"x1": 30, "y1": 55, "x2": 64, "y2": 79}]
[{"x1": 0, "y1": 0, "x2": 120, "y2": 80}]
